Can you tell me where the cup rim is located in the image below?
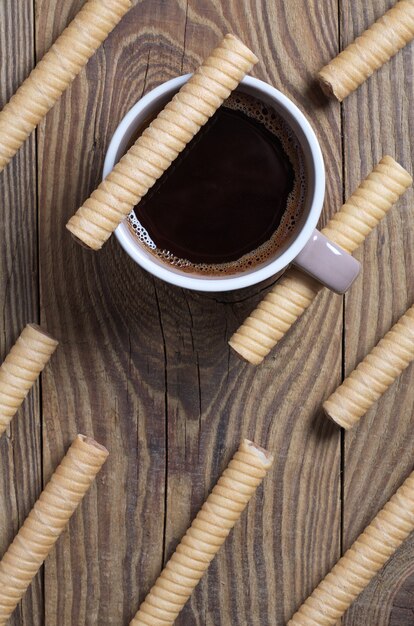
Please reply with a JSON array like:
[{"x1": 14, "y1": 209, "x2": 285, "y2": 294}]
[{"x1": 104, "y1": 74, "x2": 325, "y2": 292}]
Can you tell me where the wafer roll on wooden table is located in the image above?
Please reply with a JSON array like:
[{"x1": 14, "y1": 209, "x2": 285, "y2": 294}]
[
  {"x1": 288, "y1": 468, "x2": 414, "y2": 625},
  {"x1": 229, "y1": 156, "x2": 412, "y2": 365},
  {"x1": 324, "y1": 304, "x2": 414, "y2": 429},
  {"x1": 0, "y1": 434, "x2": 108, "y2": 625},
  {"x1": 318, "y1": 0, "x2": 414, "y2": 101},
  {"x1": 0, "y1": 0, "x2": 132, "y2": 174},
  {"x1": 66, "y1": 34, "x2": 259, "y2": 250},
  {"x1": 0, "y1": 324, "x2": 58, "y2": 438},
  {"x1": 129, "y1": 439, "x2": 273, "y2": 626}
]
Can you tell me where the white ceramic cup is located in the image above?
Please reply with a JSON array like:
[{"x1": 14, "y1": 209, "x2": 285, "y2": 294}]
[{"x1": 103, "y1": 74, "x2": 360, "y2": 293}]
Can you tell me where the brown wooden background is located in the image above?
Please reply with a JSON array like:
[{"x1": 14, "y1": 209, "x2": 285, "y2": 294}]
[{"x1": 0, "y1": 1, "x2": 413, "y2": 624}]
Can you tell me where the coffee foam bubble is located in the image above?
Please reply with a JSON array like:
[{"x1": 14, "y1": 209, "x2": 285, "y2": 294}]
[{"x1": 127, "y1": 91, "x2": 306, "y2": 276}]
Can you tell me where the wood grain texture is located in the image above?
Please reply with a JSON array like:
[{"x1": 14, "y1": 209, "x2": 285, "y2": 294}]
[
  {"x1": 159, "y1": 2, "x2": 342, "y2": 625},
  {"x1": 36, "y1": 0, "x2": 342, "y2": 625},
  {"x1": 2, "y1": 0, "x2": 412, "y2": 624},
  {"x1": 389, "y1": 568, "x2": 414, "y2": 625},
  {"x1": 340, "y1": 0, "x2": 414, "y2": 624},
  {"x1": 0, "y1": 2, "x2": 43, "y2": 626},
  {"x1": 37, "y1": 2, "x2": 169, "y2": 624}
]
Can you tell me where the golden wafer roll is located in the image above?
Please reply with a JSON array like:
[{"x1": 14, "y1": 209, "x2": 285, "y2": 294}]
[
  {"x1": 288, "y1": 469, "x2": 414, "y2": 625},
  {"x1": 322, "y1": 156, "x2": 412, "y2": 253},
  {"x1": 229, "y1": 156, "x2": 412, "y2": 365},
  {"x1": 0, "y1": 324, "x2": 58, "y2": 437},
  {"x1": 66, "y1": 34, "x2": 259, "y2": 250},
  {"x1": 318, "y1": 0, "x2": 414, "y2": 101},
  {"x1": 0, "y1": 0, "x2": 132, "y2": 173},
  {"x1": 129, "y1": 439, "x2": 273, "y2": 626},
  {"x1": 0, "y1": 434, "x2": 108, "y2": 625},
  {"x1": 323, "y1": 304, "x2": 414, "y2": 429}
]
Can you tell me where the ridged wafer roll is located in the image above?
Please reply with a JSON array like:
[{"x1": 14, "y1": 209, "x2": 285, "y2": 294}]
[
  {"x1": 0, "y1": 0, "x2": 132, "y2": 173},
  {"x1": 323, "y1": 304, "x2": 414, "y2": 429},
  {"x1": 66, "y1": 34, "x2": 259, "y2": 250},
  {"x1": 0, "y1": 434, "x2": 108, "y2": 625},
  {"x1": 0, "y1": 324, "x2": 58, "y2": 437},
  {"x1": 288, "y1": 469, "x2": 414, "y2": 625},
  {"x1": 318, "y1": 0, "x2": 414, "y2": 101},
  {"x1": 229, "y1": 156, "x2": 412, "y2": 365},
  {"x1": 129, "y1": 439, "x2": 273, "y2": 626}
]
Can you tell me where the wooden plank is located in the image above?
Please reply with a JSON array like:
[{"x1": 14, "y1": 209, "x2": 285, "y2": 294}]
[
  {"x1": 341, "y1": 1, "x2": 414, "y2": 624},
  {"x1": 389, "y1": 570, "x2": 414, "y2": 626},
  {"x1": 36, "y1": 0, "x2": 185, "y2": 624},
  {"x1": 161, "y1": 2, "x2": 343, "y2": 624},
  {"x1": 0, "y1": 1, "x2": 43, "y2": 625}
]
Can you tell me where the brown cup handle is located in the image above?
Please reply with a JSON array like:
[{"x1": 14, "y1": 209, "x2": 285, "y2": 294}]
[{"x1": 292, "y1": 229, "x2": 360, "y2": 294}]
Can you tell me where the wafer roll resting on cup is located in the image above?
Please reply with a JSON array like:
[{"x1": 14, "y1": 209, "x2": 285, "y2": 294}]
[
  {"x1": 66, "y1": 34, "x2": 259, "y2": 250},
  {"x1": 0, "y1": 324, "x2": 58, "y2": 438},
  {"x1": 0, "y1": 0, "x2": 132, "y2": 173},
  {"x1": 288, "y1": 468, "x2": 414, "y2": 625},
  {"x1": 324, "y1": 304, "x2": 414, "y2": 429},
  {"x1": 229, "y1": 156, "x2": 412, "y2": 365},
  {"x1": 0, "y1": 434, "x2": 108, "y2": 625},
  {"x1": 318, "y1": 0, "x2": 414, "y2": 101},
  {"x1": 129, "y1": 439, "x2": 273, "y2": 626}
]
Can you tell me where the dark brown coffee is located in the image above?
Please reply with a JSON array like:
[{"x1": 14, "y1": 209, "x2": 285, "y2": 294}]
[{"x1": 127, "y1": 92, "x2": 306, "y2": 275}]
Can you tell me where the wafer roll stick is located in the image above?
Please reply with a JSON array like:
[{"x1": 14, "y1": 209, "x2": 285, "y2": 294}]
[
  {"x1": 129, "y1": 439, "x2": 273, "y2": 626},
  {"x1": 323, "y1": 304, "x2": 414, "y2": 429},
  {"x1": 0, "y1": 0, "x2": 132, "y2": 173},
  {"x1": 318, "y1": 0, "x2": 414, "y2": 101},
  {"x1": 229, "y1": 156, "x2": 412, "y2": 365},
  {"x1": 288, "y1": 469, "x2": 414, "y2": 625},
  {"x1": 66, "y1": 34, "x2": 259, "y2": 250},
  {"x1": 0, "y1": 434, "x2": 108, "y2": 625},
  {"x1": 0, "y1": 324, "x2": 58, "y2": 438}
]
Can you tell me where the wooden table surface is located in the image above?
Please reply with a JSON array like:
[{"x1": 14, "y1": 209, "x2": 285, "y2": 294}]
[{"x1": 1, "y1": 1, "x2": 414, "y2": 624}]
